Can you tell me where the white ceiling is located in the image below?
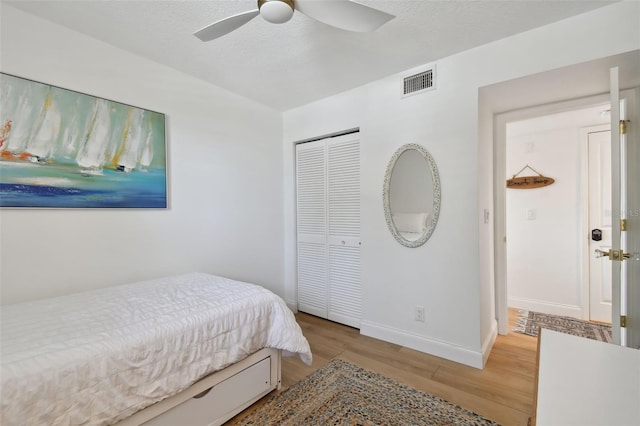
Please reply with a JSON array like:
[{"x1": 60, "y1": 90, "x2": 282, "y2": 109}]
[{"x1": 5, "y1": 0, "x2": 616, "y2": 111}]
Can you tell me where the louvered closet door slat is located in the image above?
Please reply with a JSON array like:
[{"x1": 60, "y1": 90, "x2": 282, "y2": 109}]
[
  {"x1": 296, "y1": 140, "x2": 328, "y2": 317},
  {"x1": 328, "y1": 139, "x2": 360, "y2": 238},
  {"x1": 327, "y1": 137, "x2": 361, "y2": 328},
  {"x1": 296, "y1": 142, "x2": 326, "y2": 238},
  {"x1": 297, "y1": 241, "x2": 327, "y2": 317},
  {"x1": 328, "y1": 245, "x2": 361, "y2": 328}
]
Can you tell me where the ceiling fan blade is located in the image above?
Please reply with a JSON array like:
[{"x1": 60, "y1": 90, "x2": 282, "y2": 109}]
[
  {"x1": 295, "y1": 0, "x2": 394, "y2": 32},
  {"x1": 194, "y1": 9, "x2": 260, "y2": 42}
]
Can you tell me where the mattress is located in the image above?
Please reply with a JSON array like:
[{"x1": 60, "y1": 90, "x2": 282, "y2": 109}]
[{"x1": 1, "y1": 272, "x2": 312, "y2": 426}]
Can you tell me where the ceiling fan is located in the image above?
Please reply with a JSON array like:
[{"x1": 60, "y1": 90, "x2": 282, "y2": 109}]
[{"x1": 194, "y1": 0, "x2": 395, "y2": 42}]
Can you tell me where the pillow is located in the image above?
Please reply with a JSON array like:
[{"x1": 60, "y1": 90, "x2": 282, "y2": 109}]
[{"x1": 392, "y1": 212, "x2": 429, "y2": 233}]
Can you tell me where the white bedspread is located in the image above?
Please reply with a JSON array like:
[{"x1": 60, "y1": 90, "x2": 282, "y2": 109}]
[{"x1": 1, "y1": 272, "x2": 312, "y2": 425}]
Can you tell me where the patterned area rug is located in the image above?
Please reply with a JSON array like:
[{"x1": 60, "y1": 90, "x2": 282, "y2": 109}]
[
  {"x1": 234, "y1": 358, "x2": 499, "y2": 425},
  {"x1": 513, "y1": 310, "x2": 612, "y2": 343}
]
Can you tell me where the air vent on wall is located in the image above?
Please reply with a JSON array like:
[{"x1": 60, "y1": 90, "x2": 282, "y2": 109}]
[{"x1": 402, "y1": 67, "x2": 435, "y2": 97}]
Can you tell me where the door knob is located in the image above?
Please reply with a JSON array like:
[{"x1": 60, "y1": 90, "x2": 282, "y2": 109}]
[{"x1": 595, "y1": 249, "x2": 631, "y2": 261}]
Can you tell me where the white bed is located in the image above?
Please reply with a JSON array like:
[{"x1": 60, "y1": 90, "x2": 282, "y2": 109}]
[{"x1": 1, "y1": 272, "x2": 312, "y2": 425}]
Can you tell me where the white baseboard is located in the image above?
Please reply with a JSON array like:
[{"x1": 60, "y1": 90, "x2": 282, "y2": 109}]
[
  {"x1": 360, "y1": 320, "x2": 484, "y2": 369},
  {"x1": 508, "y1": 297, "x2": 583, "y2": 319},
  {"x1": 481, "y1": 319, "x2": 498, "y2": 368}
]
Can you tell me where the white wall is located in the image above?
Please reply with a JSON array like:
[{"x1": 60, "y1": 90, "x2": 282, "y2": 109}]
[
  {"x1": 284, "y1": 2, "x2": 640, "y2": 368},
  {"x1": 0, "y1": 6, "x2": 285, "y2": 303},
  {"x1": 506, "y1": 106, "x2": 609, "y2": 318}
]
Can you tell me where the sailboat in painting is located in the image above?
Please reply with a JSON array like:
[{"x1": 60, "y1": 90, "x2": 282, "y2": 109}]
[
  {"x1": 0, "y1": 83, "x2": 39, "y2": 156},
  {"x1": 60, "y1": 98, "x2": 90, "y2": 160},
  {"x1": 25, "y1": 88, "x2": 62, "y2": 162},
  {"x1": 114, "y1": 107, "x2": 145, "y2": 173},
  {"x1": 75, "y1": 98, "x2": 111, "y2": 175},
  {"x1": 139, "y1": 129, "x2": 154, "y2": 172}
]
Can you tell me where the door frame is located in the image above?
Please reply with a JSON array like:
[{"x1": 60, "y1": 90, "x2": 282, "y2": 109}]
[{"x1": 484, "y1": 50, "x2": 640, "y2": 336}]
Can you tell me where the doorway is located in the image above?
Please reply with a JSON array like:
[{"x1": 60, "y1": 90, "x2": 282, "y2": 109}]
[
  {"x1": 503, "y1": 103, "x2": 610, "y2": 323},
  {"x1": 484, "y1": 51, "x2": 640, "y2": 337}
]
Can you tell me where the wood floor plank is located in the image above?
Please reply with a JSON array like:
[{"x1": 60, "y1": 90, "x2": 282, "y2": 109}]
[
  {"x1": 431, "y1": 363, "x2": 533, "y2": 415},
  {"x1": 227, "y1": 308, "x2": 538, "y2": 425},
  {"x1": 320, "y1": 349, "x2": 528, "y2": 426}
]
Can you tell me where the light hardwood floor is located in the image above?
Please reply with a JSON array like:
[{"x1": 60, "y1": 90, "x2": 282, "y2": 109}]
[{"x1": 230, "y1": 308, "x2": 537, "y2": 425}]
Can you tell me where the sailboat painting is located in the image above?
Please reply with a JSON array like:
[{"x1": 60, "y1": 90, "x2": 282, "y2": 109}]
[{"x1": 0, "y1": 73, "x2": 166, "y2": 208}]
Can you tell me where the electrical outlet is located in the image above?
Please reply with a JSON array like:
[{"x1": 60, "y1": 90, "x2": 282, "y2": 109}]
[
  {"x1": 414, "y1": 306, "x2": 425, "y2": 322},
  {"x1": 526, "y1": 208, "x2": 536, "y2": 220}
]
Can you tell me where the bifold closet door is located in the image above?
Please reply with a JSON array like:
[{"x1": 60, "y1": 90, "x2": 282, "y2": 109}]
[
  {"x1": 326, "y1": 137, "x2": 361, "y2": 327},
  {"x1": 296, "y1": 134, "x2": 361, "y2": 328},
  {"x1": 296, "y1": 140, "x2": 328, "y2": 318}
]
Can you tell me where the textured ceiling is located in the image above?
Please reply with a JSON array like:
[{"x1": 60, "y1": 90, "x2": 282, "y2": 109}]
[{"x1": 5, "y1": 0, "x2": 616, "y2": 111}]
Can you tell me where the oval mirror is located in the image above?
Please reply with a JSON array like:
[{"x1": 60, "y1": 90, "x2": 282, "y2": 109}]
[{"x1": 383, "y1": 144, "x2": 441, "y2": 248}]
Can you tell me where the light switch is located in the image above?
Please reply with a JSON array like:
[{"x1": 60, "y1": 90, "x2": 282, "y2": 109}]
[{"x1": 526, "y1": 142, "x2": 535, "y2": 153}]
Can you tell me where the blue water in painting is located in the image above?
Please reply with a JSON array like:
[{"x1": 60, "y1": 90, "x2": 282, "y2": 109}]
[{"x1": 0, "y1": 162, "x2": 166, "y2": 208}]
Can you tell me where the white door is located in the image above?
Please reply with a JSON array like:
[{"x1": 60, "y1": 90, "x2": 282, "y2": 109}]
[
  {"x1": 296, "y1": 140, "x2": 328, "y2": 318},
  {"x1": 606, "y1": 68, "x2": 640, "y2": 347},
  {"x1": 588, "y1": 127, "x2": 612, "y2": 323},
  {"x1": 622, "y1": 87, "x2": 640, "y2": 349},
  {"x1": 608, "y1": 67, "x2": 623, "y2": 345},
  {"x1": 326, "y1": 136, "x2": 361, "y2": 328}
]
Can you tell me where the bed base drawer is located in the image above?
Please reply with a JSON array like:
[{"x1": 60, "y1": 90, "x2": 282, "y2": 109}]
[
  {"x1": 143, "y1": 357, "x2": 271, "y2": 426},
  {"x1": 119, "y1": 348, "x2": 281, "y2": 426}
]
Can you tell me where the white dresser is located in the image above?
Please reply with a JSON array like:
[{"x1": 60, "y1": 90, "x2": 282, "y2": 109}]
[{"x1": 533, "y1": 328, "x2": 640, "y2": 426}]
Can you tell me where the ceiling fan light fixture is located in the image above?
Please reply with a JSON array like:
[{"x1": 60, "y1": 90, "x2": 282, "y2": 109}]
[
  {"x1": 258, "y1": 0, "x2": 295, "y2": 24},
  {"x1": 195, "y1": 0, "x2": 395, "y2": 42}
]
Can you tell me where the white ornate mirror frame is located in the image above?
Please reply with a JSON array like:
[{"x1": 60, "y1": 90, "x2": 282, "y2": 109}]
[{"x1": 383, "y1": 143, "x2": 441, "y2": 248}]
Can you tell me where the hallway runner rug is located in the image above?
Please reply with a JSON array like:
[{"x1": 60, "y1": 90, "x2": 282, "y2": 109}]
[
  {"x1": 513, "y1": 309, "x2": 612, "y2": 342},
  {"x1": 233, "y1": 358, "x2": 499, "y2": 425}
]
